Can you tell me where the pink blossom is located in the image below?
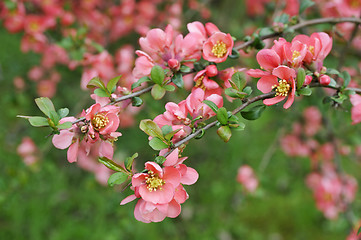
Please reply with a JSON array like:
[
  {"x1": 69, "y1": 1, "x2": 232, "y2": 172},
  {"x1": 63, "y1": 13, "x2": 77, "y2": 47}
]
[
  {"x1": 237, "y1": 165, "x2": 258, "y2": 193},
  {"x1": 280, "y1": 134, "x2": 311, "y2": 157},
  {"x1": 257, "y1": 66, "x2": 296, "y2": 109},
  {"x1": 17, "y1": 137, "x2": 38, "y2": 165},
  {"x1": 203, "y1": 32, "x2": 234, "y2": 63},
  {"x1": 85, "y1": 103, "x2": 120, "y2": 136},
  {"x1": 186, "y1": 88, "x2": 223, "y2": 120},
  {"x1": 350, "y1": 94, "x2": 361, "y2": 124}
]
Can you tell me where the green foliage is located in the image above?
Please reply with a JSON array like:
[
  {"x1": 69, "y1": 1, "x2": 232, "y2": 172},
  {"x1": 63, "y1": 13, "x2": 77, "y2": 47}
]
[
  {"x1": 108, "y1": 172, "x2": 129, "y2": 187},
  {"x1": 241, "y1": 105, "x2": 266, "y2": 120}
]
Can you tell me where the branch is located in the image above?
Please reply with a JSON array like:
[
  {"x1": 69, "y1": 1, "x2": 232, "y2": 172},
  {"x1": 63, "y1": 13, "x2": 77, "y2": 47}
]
[
  {"x1": 309, "y1": 83, "x2": 361, "y2": 94},
  {"x1": 234, "y1": 17, "x2": 361, "y2": 51}
]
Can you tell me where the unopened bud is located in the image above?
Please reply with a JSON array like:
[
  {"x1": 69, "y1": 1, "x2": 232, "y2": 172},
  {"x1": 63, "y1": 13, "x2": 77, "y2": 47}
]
[
  {"x1": 205, "y1": 65, "x2": 218, "y2": 77},
  {"x1": 320, "y1": 66, "x2": 327, "y2": 75},
  {"x1": 304, "y1": 75, "x2": 313, "y2": 85},
  {"x1": 168, "y1": 59, "x2": 180, "y2": 71},
  {"x1": 319, "y1": 75, "x2": 331, "y2": 86}
]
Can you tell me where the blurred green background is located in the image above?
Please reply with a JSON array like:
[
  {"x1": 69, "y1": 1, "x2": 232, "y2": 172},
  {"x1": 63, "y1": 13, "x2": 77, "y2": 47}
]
[{"x1": 1, "y1": 1, "x2": 361, "y2": 239}]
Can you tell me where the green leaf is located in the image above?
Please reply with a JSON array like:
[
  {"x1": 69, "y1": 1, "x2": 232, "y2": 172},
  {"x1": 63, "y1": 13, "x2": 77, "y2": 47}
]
[
  {"x1": 57, "y1": 121, "x2": 72, "y2": 130},
  {"x1": 217, "y1": 107, "x2": 229, "y2": 125},
  {"x1": 87, "y1": 77, "x2": 106, "y2": 90},
  {"x1": 163, "y1": 85, "x2": 176, "y2": 92},
  {"x1": 357, "y1": 226, "x2": 361, "y2": 235},
  {"x1": 241, "y1": 105, "x2": 266, "y2": 120},
  {"x1": 91, "y1": 41, "x2": 105, "y2": 53},
  {"x1": 243, "y1": 86, "x2": 253, "y2": 95},
  {"x1": 155, "y1": 156, "x2": 167, "y2": 165},
  {"x1": 49, "y1": 110, "x2": 60, "y2": 126},
  {"x1": 231, "y1": 72, "x2": 247, "y2": 90},
  {"x1": 57, "y1": 108, "x2": 69, "y2": 119},
  {"x1": 139, "y1": 119, "x2": 164, "y2": 139},
  {"x1": 35, "y1": 97, "x2": 55, "y2": 118},
  {"x1": 28, "y1": 116, "x2": 49, "y2": 127},
  {"x1": 161, "y1": 125, "x2": 173, "y2": 136},
  {"x1": 107, "y1": 75, "x2": 121, "y2": 93},
  {"x1": 203, "y1": 100, "x2": 219, "y2": 114},
  {"x1": 296, "y1": 68, "x2": 306, "y2": 89},
  {"x1": 171, "y1": 72, "x2": 184, "y2": 89},
  {"x1": 108, "y1": 172, "x2": 129, "y2": 187},
  {"x1": 298, "y1": 87, "x2": 312, "y2": 96},
  {"x1": 274, "y1": 13, "x2": 289, "y2": 24},
  {"x1": 232, "y1": 122, "x2": 246, "y2": 131},
  {"x1": 94, "y1": 88, "x2": 110, "y2": 97},
  {"x1": 180, "y1": 65, "x2": 192, "y2": 73},
  {"x1": 132, "y1": 97, "x2": 143, "y2": 107},
  {"x1": 228, "y1": 48, "x2": 240, "y2": 59},
  {"x1": 151, "y1": 65, "x2": 165, "y2": 85},
  {"x1": 149, "y1": 137, "x2": 169, "y2": 150},
  {"x1": 326, "y1": 68, "x2": 340, "y2": 75},
  {"x1": 225, "y1": 88, "x2": 240, "y2": 98},
  {"x1": 342, "y1": 71, "x2": 351, "y2": 88},
  {"x1": 164, "y1": 129, "x2": 181, "y2": 142},
  {"x1": 98, "y1": 157, "x2": 126, "y2": 172},
  {"x1": 124, "y1": 153, "x2": 138, "y2": 171},
  {"x1": 217, "y1": 126, "x2": 232, "y2": 143},
  {"x1": 329, "y1": 78, "x2": 337, "y2": 87},
  {"x1": 151, "y1": 84, "x2": 166, "y2": 100},
  {"x1": 252, "y1": 36, "x2": 265, "y2": 50},
  {"x1": 331, "y1": 93, "x2": 348, "y2": 104},
  {"x1": 299, "y1": 0, "x2": 314, "y2": 14},
  {"x1": 259, "y1": 27, "x2": 275, "y2": 37},
  {"x1": 131, "y1": 76, "x2": 151, "y2": 90}
]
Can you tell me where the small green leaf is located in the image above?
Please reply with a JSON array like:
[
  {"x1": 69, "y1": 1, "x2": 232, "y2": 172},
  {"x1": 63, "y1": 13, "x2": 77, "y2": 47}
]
[
  {"x1": 252, "y1": 36, "x2": 265, "y2": 50},
  {"x1": 35, "y1": 97, "x2": 55, "y2": 118},
  {"x1": 228, "y1": 48, "x2": 240, "y2": 59},
  {"x1": 243, "y1": 86, "x2": 253, "y2": 95},
  {"x1": 232, "y1": 122, "x2": 246, "y2": 131},
  {"x1": 217, "y1": 126, "x2": 232, "y2": 143},
  {"x1": 49, "y1": 110, "x2": 60, "y2": 126},
  {"x1": 139, "y1": 119, "x2": 164, "y2": 139},
  {"x1": 87, "y1": 77, "x2": 106, "y2": 90},
  {"x1": 259, "y1": 27, "x2": 275, "y2": 37},
  {"x1": 217, "y1": 107, "x2": 229, "y2": 125},
  {"x1": 163, "y1": 85, "x2": 176, "y2": 92},
  {"x1": 225, "y1": 88, "x2": 241, "y2": 98},
  {"x1": 151, "y1": 84, "x2": 166, "y2": 100},
  {"x1": 151, "y1": 65, "x2": 165, "y2": 85},
  {"x1": 149, "y1": 137, "x2": 169, "y2": 150},
  {"x1": 28, "y1": 116, "x2": 49, "y2": 127},
  {"x1": 131, "y1": 76, "x2": 151, "y2": 90},
  {"x1": 155, "y1": 156, "x2": 167, "y2": 165},
  {"x1": 171, "y1": 72, "x2": 184, "y2": 89},
  {"x1": 203, "y1": 100, "x2": 219, "y2": 114},
  {"x1": 274, "y1": 13, "x2": 289, "y2": 24},
  {"x1": 57, "y1": 108, "x2": 69, "y2": 119},
  {"x1": 180, "y1": 65, "x2": 191, "y2": 73},
  {"x1": 296, "y1": 68, "x2": 306, "y2": 89},
  {"x1": 231, "y1": 72, "x2": 247, "y2": 90},
  {"x1": 331, "y1": 93, "x2": 348, "y2": 104},
  {"x1": 326, "y1": 68, "x2": 340, "y2": 75},
  {"x1": 164, "y1": 129, "x2": 181, "y2": 142},
  {"x1": 299, "y1": 0, "x2": 314, "y2": 14},
  {"x1": 107, "y1": 75, "x2": 121, "y2": 93},
  {"x1": 342, "y1": 71, "x2": 351, "y2": 88},
  {"x1": 125, "y1": 153, "x2": 138, "y2": 171},
  {"x1": 108, "y1": 172, "x2": 129, "y2": 187},
  {"x1": 57, "y1": 121, "x2": 72, "y2": 130},
  {"x1": 99, "y1": 157, "x2": 126, "y2": 172},
  {"x1": 241, "y1": 105, "x2": 266, "y2": 120},
  {"x1": 298, "y1": 87, "x2": 312, "y2": 96},
  {"x1": 161, "y1": 125, "x2": 173, "y2": 136},
  {"x1": 94, "y1": 88, "x2": 110, "y2": 97},
  {"x1": 132, "y1": 97, "x2": 143, "y2": 107},
  {"x1": 357, "y1": 226, "x2": 361, "y2": 235}
]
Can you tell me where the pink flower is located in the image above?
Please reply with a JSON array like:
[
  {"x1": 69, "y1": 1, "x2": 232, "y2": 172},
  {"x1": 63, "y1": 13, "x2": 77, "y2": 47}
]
[
  {"x1": 186, "y1": 88, "x2": 223, "y2": 120},
  {"x1": 132, "y1": 162, "x2": 181, "y2": 204},
  {"x1": 203, "y1": 32, "x2": 234, "y2": 63},
  {"x1": 257, "y1": 66, "x2": 296, "y2": 109},
  {"x1": 17, "y1": 137, "x2": 38, "y2": 166},
  {"x1": 85, "y1": 103, "x2": 120, "y2": 136},
  {"x1": 237, "y1": 165, "x2": 258, "y2": 193},
  {"x1": 350, "y1": 94, "x2": 361, "y2": 124}
]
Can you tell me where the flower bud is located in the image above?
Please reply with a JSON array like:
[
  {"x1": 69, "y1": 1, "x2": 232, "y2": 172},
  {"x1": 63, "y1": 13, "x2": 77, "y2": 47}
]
[
  {"x1": 304, "y1": 75, "x2": 313, "y2": 85},
  {"x1": 319, "y1": 75, "x2": 331, "y2": 86},
  {"x1": 168, "y1": 58, "x2": 180, "y2": 71},
  {"x1": 205, "y1": 65, "x2": 218, "y2": 77}
]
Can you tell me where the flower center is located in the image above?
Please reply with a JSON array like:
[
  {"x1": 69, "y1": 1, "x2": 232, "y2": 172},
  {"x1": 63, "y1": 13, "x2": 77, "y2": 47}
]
[
  {"x1": 91, "y1": 113, "x2": 109, "y2": 131},
  {"x1": 195, "y1": 75, "x2": 206, "y2": 90},
  {"x1": 308, "y1": 46, "x2": 315, "y2": 55},
  {"x1": 292, "y1": 50, "x2": 301, "y2": 61},
  {"x1": 272, "y1": 79, "x2": 290, "y2": 97},
  {"x1": 350, "y1": 0, "x2": 360, "y2": 8},
  {"x1": 211, "y1": 41, "x2": 227, "y2": 58},
  {"x1": 145, "y1": 171, "x2": 165, "y2": 192}
]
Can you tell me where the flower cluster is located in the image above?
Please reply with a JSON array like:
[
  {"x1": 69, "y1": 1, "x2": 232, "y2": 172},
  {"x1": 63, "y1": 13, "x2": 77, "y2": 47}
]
[
  {"x1": 236, "y1": 165, "x2": 259, "y2": 193},
  {"x1": 247, "y1": 32, "x2": 332, "y2": 109},
  {"x1": 121, "y1": 149, "x2": 198, "y2": 223}
]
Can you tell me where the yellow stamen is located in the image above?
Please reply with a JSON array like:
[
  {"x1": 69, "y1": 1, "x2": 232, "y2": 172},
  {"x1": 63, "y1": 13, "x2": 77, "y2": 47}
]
[
  {"x1": 145, "y1": 171, "x2": 165, "y2": 192},
  {"x1": 272, "y1": 79, "x2": 290, "y2": 97},
  {"x1": 309, "y1": 46, "x2": 315, "y2": 55},
  {"x1": 195, "y1": 75, "x2": 206, "y2": 90},
  {"x1": 350, "y1": 0, "x2": 360, "y2": 8},
  {"x1": 211, "y1": 41, "x2": 227, "y2": 58},
  {"x1": 292, "y1": 50, "x2": 300, "y2": 60},
  {"x1": 91, "y1": 113, "x2": 109, "y2": 131}
]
